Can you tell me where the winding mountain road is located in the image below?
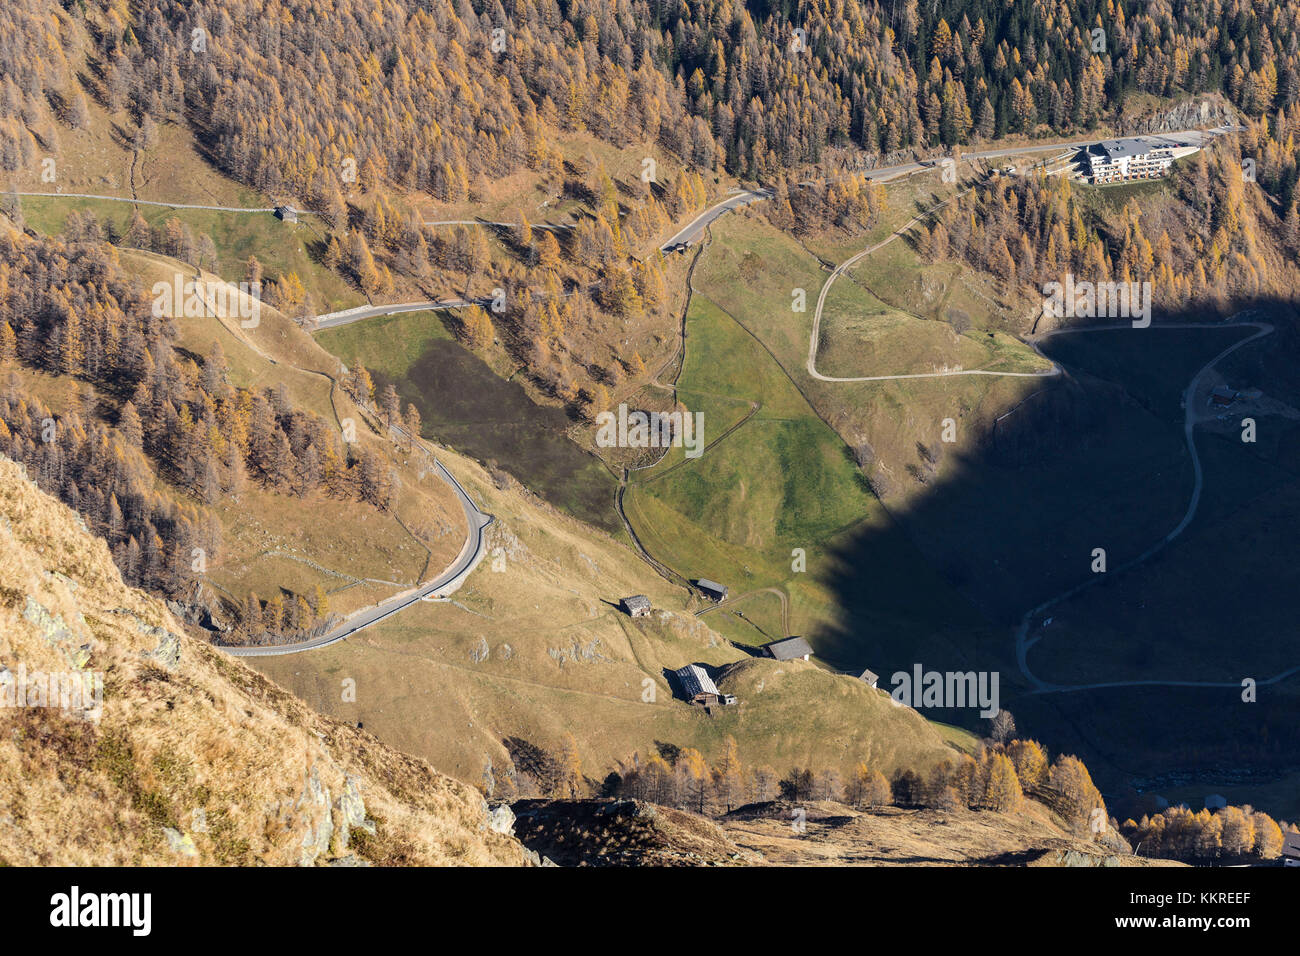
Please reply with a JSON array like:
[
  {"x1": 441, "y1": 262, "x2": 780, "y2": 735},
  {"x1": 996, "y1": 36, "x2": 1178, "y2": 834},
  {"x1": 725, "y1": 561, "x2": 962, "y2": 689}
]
[
  {"x1": 660, "y1": 188, "x2": 774, "y2": 249},
  {"x1": 1013, "y1": 318, "x2": 1276, "y2": 693},
  {"x1": 222, "y1": 460, "x2": 493, "y2": 657},
  {"x1": 661, "y1": 126, "x2": 1233, "y2": 254},
  {"x1": 788, "y1": 149, "x2": 1289, "y2": 699},
  {"x1": 803, "y1": 205, "x2": 1285, "y2": 694},
  {"x1": 311, "y1": 285, "x2": 594, "y2": 330},
  {"x1": 89, "y1": 123, "x2": 1234, "y2": 661}
]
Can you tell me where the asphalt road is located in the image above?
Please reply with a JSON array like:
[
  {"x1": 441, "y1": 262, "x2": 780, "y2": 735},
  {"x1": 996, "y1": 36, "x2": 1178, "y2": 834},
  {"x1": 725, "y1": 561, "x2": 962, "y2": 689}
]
[
  {"x1": 221, "y1": 460, "x2": 493, "y2": 658},
  {"x1": 313, "y1": 298, "x2": 477, "y2": 329},
  {"x1": 660, "y1": 188, "x2": 774, "y2": 248},
  {"x1": 660, "y1": 126, "x2": 1235, "y2": 254},
  {"x1": 220, "y1": 123, "x2": 1236, "y2": 657}
]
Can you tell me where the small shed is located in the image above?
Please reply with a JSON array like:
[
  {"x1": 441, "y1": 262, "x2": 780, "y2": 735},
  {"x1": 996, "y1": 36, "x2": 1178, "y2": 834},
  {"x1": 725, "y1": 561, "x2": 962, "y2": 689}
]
[
  {"x1": 695, "y1": 579, "x2": 728, "y2": 601},
  {"x1": 1284, "y1": 831, "x2": 1300, "y2": 867},
  {"x1": 620, "y1": 594, "x2": 652, "y2": 618},
  {"x1": 858, "y1": 668, "x2": 879, "y2": 688},
  {"x1": 762, "y1": 636, "x2": 813, "y2": 662},
  {"x1": 274, "y1": 205, "x2": 299, "y2": 223},
  {"x1": 673, "y1": 664, "x2": 735, "y2": 707}
]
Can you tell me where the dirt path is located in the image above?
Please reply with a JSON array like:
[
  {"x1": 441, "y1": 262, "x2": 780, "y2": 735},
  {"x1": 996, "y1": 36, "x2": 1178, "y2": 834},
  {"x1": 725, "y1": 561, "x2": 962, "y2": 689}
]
[
  {"x1": 1013, "y1": 319, "x2": 1277, "y2": 693},
  {"x1": 805, "y1": 192, "x2": 1061, "y2": 383},
  {"x1": 11, "y1": 191, "x2": 279, "y2": 213},
  {"x1": 695, "y1": 587, "x2": 791, "y2": 639},
  {"x1": 798, "y1": 194, "x2": 1289, "y2": 696}
]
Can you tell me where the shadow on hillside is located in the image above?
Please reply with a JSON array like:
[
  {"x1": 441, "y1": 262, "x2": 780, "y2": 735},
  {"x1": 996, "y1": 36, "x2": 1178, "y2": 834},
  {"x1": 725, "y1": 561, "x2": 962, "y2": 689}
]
[
  {"x1": 356, "y1": 332, "x2": 621, "y2": 534},
  {"x1": 811, "y1": 295, "x2": 1300, "y2": 815}
]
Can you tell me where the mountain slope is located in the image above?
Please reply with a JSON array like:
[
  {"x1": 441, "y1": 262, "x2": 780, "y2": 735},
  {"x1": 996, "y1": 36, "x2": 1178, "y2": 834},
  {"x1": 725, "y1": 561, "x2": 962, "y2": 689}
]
[{"x1": 0, "y1": 455, "x2": 527, "y2": 865}]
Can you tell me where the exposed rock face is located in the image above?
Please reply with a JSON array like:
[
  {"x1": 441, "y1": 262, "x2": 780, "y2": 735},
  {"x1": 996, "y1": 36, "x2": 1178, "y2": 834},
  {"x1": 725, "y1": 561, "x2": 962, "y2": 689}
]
[
  {"x1": 22, "y1": 595, "x2": 84, "y2": 660},
  {"x1": 140, "y1": 625, "x2": 182, "y2": 670},
  {"x1": 166, "y1": 580, "x2": 231, "y2": 634},
  {"x1": 488, "y1": 804, "x2": 516, "y2": 836},
  {"x1": 296, "y1": 766, "x2": 334, "y2": 866},
  {"x1": 511, "y1": 799, "x2": 753, "y2": 867},
  {"x1": 163, "y1": 828, "x2": 199, "y2": 859},
  {"x1": 333, "y1": 776, "x2": 377, "y2": 854}
]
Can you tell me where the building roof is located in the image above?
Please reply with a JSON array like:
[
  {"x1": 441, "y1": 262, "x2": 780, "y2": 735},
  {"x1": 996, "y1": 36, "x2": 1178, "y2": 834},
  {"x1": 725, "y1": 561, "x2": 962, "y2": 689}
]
[
  {"x1": 674, "y1": 664, "x2": 720, "y2": 698},
  {"x1": 858, "y1": 668, "x2": 879, "y2": 684},
  {"x1": 695, "y1": 578, "x2": 727, "y2": 595},
  {"x1": 764, "y1": 636, "x2": 814, "y2": 660},
  {"x1": 1284, "y1": 831, "x2": 1300, "y2": 857},
  {"x1": 621, "y1": 594, "x2": 651, "y2": 612},
  {"x1": 1089, "y1": 138, "x2": 1155, "y2": 161}
]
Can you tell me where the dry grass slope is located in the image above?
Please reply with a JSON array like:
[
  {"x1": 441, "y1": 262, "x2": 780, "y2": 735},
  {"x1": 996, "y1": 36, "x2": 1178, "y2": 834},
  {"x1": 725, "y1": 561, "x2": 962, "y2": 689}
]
[
  {"x1": 0, "y1": 456, "x2": 528, "y2": 866},
  {"x1": 509, "y1": 797, "x2": 1182, "y2": 867},
  {"x1": 251, "y1": 443, "x2": 974, "y2": 789}
]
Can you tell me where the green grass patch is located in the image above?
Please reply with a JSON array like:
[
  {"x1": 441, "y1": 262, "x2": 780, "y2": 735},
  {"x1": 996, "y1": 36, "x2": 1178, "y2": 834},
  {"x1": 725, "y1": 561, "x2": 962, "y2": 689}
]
[
  {"x1": 19, "y1": 194, "x2": 362, "y2": 313},
  {"x1": 316, "y1": 311, "x2": 454, "y2": 379}
]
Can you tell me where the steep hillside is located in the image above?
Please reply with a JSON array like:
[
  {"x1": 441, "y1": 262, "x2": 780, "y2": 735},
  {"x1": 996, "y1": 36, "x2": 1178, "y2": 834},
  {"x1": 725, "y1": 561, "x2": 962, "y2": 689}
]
[
  {"x1": 0, "y1": 202, "x2": 976, "y2": 798},
  {"x1": 0, "y1": 455, "x2": 528, "y2": 865},
  {"x1": 6, "y1": 0, "x2": 1300, "y2": 849},
  {"x1": 0, "y1": 216, "x2": 476, "y2": 645}
]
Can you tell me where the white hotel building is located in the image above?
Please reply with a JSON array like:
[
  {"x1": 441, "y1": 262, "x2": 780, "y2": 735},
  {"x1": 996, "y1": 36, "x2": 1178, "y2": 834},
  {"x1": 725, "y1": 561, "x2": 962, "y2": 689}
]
[{"x1": 1085, "y1": 138, "x2": 1176, "y2": 184}]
